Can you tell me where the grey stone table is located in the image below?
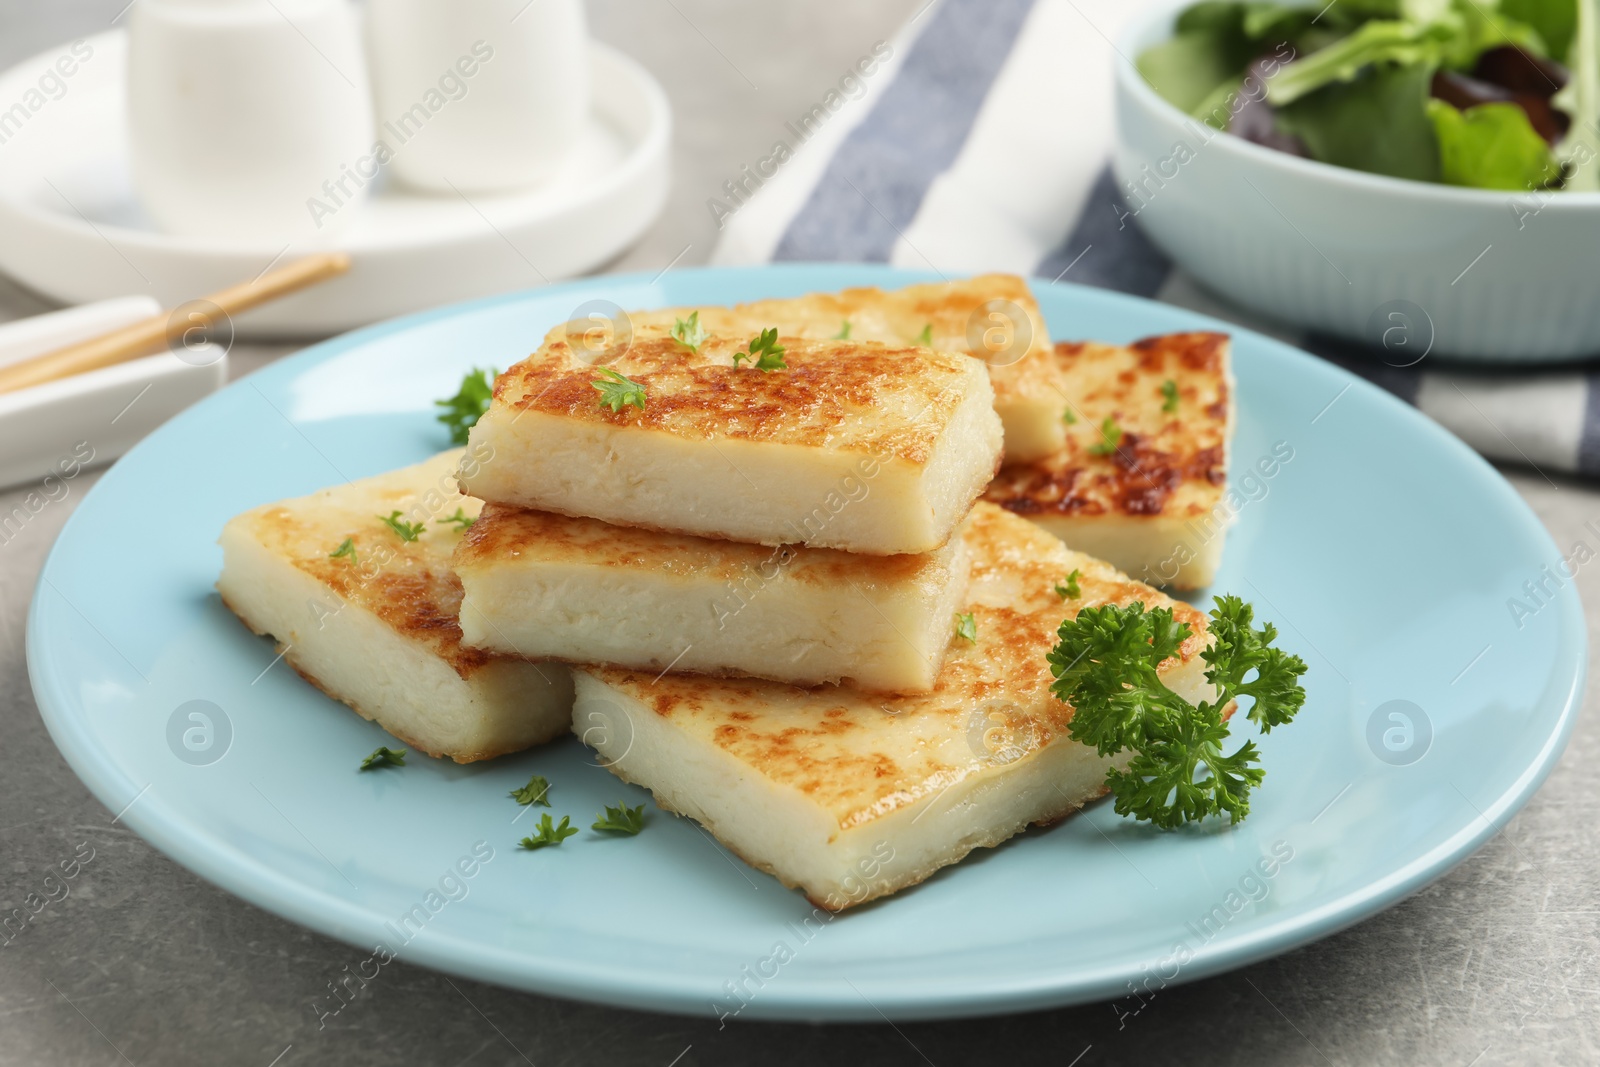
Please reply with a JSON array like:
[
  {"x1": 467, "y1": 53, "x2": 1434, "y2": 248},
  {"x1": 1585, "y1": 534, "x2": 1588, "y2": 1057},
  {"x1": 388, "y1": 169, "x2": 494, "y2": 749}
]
[{"x1": 1, "y1": 2, "x2": 1596, "y2": 1064}]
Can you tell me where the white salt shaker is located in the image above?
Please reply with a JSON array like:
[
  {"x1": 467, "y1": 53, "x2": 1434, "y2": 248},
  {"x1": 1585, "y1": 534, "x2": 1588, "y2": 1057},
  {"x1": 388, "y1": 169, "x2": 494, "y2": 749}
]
[
  {"x1": 128, "y1": 0, "x2": 374, "y2": 241},
  {"x1": 364, "y1": 0, "x2": 590, "y2": 193}
]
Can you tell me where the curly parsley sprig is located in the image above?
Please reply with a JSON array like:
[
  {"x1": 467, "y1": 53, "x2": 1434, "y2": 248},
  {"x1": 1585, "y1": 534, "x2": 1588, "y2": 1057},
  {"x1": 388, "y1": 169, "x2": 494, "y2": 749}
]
[{"x1": 1047, "y1": 595, "x2": 1307, "y2": 828}]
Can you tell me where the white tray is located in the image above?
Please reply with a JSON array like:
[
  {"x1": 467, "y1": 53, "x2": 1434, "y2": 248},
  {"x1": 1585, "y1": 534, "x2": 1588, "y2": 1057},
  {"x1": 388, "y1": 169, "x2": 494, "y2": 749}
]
[{"x1": 0, "y1": 31, "x2": 670, "y2": 336}]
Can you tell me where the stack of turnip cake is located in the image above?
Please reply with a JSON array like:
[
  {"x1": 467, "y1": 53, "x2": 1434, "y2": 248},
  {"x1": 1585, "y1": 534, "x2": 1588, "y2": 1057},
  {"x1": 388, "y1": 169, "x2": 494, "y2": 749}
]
[
  {"x1": 217, "y1": 275, "x2": 1229, "y2": 911},
  {"x1": 449, "y1": 280, "x2": 1220, "y2": 911}
]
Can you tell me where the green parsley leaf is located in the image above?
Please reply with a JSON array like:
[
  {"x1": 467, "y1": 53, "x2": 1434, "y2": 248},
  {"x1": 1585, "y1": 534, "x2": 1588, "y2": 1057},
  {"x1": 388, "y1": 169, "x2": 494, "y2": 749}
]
[
  {"x1": 1086, "y1": 417, "x2": 1123, "y2": 456},
  {"x1": 1054, "y1": 569, "x2": 1082, "y2": 600},
  {"x1": 914, "y1": 323, "x2": 934, "y2": 347},
  {"x1": 1062, "y1": 407, "x2": 1078, "y2": 425},
  {"x1": 671, "y1": 311, "x2": 706, "y2": 353},
  {"x1": 592, "y1": 802, "x2": 647, "y2": 835},
  {"x1": 1202, "y1": 596, "x2": 1309, "y2": 734},
  {"x1": 1161, "y1": 379, "x2": 1180, "y2": 414},
  {"x1": 437, "y1": 507, "x2": 474, "y2": 531},
  {"x1": 509, "y1": 774, "x2": 551, "y2": 807},
  {"x1": 1427, "y1": 98, "x2": 1561, "y2": 191},
  {"x1": 329, "y1": 537, "x2": 357, "y2": 563},
  {"x1": 360, "y1": 746, "x2": 406, "y2": 770},
  {"x1": 1047, "y1": 597, "x2": 1307, "y2": 828},
  {"x1": 833, "y1": 320, "x2": 852, "y2": 340},
  {"x1": 954, "y1": 611, "x2": 978, "y2": 643},
  {"x1": 519, "y1": 813, "x2": 579, "y2": 850},
  {"x1": 435, "y1": 367, "x2": 496, "y2": 446},
  {"x1": 733, "y1": 327, "x2": 787, "y2": 371},
  {"x1": 378, "y1": 510, "x2": 425, "y2": 542},
  {"x1": 591, "y1": 367, "x2": 647, "y2": 413}
]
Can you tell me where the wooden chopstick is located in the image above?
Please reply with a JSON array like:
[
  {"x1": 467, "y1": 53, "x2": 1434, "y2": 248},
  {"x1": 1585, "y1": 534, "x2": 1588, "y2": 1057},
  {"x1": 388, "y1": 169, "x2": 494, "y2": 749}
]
[{"x1": 0, "y1": 252, "x2": 352, "y2": 396}]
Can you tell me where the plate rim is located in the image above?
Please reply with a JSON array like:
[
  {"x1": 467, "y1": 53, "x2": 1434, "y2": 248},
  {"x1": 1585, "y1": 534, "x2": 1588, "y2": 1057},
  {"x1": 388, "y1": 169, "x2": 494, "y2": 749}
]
[{"x1": 26, "y1": 264, "x2": 1589, "y2": 1020}]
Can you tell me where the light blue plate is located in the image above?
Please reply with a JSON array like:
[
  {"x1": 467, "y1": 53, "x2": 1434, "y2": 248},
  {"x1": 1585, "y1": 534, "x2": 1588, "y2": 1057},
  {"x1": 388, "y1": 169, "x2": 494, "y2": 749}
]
[{"x1": 27, "y1": 266, "x2": 1586, "y2": 1021}]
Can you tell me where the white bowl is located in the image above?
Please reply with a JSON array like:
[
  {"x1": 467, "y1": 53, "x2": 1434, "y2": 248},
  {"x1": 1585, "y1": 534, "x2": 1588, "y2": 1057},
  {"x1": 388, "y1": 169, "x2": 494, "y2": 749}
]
[{"x1": 1114, "y1": 0, "x2": 1600, "y2": 363}]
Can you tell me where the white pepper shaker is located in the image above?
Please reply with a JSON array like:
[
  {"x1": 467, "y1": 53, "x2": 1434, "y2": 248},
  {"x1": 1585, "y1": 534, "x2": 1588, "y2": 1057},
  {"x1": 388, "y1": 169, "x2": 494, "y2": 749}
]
[
  {"x1": 128, "y1": 0, "x2": 374, "y2": 241},
  {"x1": 364, "y1": 0, "x2": 590, "y2": 193}
]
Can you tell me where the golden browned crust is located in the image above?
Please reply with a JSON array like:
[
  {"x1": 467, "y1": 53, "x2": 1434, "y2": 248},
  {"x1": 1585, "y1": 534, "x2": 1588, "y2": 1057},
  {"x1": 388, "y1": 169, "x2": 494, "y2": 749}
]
[
  {"x1": 985, "y1": 332, "x2": 1231, "y2": 519},
  {"x1": 599, "y1": 273, "x2": 1066, "y2": 424},
  {"x1": 456, "y1": 502, "x2": 948, "y2": 588},
  {"x1": 245, "y1": 504, "x2": 492, "y2": 678},
  {"x1": 588, "y1": 503, "x2": 1210, "y2": 832},
  {"x1": 221, "y1": 452, "x2": 496, "y2": 680},
  {"x1": 494, "y1": 335, "x2": 978, "y2": 465}
]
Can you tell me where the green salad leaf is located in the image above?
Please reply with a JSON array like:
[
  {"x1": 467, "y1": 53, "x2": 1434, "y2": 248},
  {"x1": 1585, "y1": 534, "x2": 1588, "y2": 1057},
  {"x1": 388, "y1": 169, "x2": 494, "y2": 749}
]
[
  {"x1": 1503, "y1": 0, "x2": 1578, "y2": 62},
  {"x1": 1428, "y1": 98, "x2": 1562, "y2": 186},
  {"x1": 1276, "y1": 61, "x2": 1443, "y2": 180},
  {"x1": 1265, "y1": 18, "x2": 1451, "y2": 105},
  {"x1": 1554, "y1": 0, "x2": 1600, "y2": 189},
  {"x1": 1142, "y1": 0, "x2": 1595, "y2": 190},
  {"x1": 1139, "y1": 23, "x2": 1255, "y2": 114}
]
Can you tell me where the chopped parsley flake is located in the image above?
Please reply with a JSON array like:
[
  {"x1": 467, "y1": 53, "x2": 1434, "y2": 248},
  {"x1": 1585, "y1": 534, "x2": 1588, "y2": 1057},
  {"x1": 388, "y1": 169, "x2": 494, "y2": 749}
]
[
  {"x1": 592, "y1": 802, "x2": 647, "y2": 835},
  {"x1": 509, "y1": 775, "x2": 551, "y2": 807},
  {"x1": 671, "y1": 311, "x2": 706, "y2": 353},
  {"x1": 592, "y1": 367, "x2": 647, "y2": 413},
  {"x1": 360, "y1": 746, "x2": 406, "y2": 770},
  {"x1": 1055, "y1": 569, "x2": 1082, "y2": 600},
  {"x1": 378, "y1": 511, "x2": 425, "y2": 542},
  {"x1": 1161, "y1": 379, "x2": 1180, "y2": 413},
  {"x1": 732, "y1": 327, "x2": 787, "y2": 371},
  {"x1": 437, "y1": 507, "x2": 474, "y2": 531},
  {"x1": 1087, "y1": 417, "x2": 1123, "y2": 456},
  {"x1": 519, "y1": 814, "x2": 579, "y2": 850}
]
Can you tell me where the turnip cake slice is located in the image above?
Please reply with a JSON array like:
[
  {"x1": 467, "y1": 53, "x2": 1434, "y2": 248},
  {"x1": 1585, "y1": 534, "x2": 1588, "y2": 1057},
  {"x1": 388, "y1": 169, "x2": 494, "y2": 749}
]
[
  {"x1": 453, "y1": 503, "x2": 971, "y2": 693},
  {"x1": 458, "y1": 335, "x2": 1002, "y2": 556},
  {"x1": 217, "y1": 449, "x2": 573, "y2": 763},
  {"x1": 571, "y1": 503, "x2": 1219, "y2": 910},
  {"x1": 616, "y1": 273, "x2": 1066, "y2": 462},
  {"x1": 985, "y1": 332, "x2": 1238, "y2": 590}
]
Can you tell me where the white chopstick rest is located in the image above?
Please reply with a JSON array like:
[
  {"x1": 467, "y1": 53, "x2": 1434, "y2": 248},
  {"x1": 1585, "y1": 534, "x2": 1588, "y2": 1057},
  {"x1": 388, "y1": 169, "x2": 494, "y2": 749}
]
[{"x1": 0, "y1": 299, "x2": 225, "y2": 493}]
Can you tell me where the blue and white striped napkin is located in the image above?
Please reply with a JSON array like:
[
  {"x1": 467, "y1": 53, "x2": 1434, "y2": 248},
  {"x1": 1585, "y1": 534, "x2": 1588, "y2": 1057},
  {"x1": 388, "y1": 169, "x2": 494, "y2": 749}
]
[{"x1": 710, "y1": 0, "x2": 1600, "y2": 477}]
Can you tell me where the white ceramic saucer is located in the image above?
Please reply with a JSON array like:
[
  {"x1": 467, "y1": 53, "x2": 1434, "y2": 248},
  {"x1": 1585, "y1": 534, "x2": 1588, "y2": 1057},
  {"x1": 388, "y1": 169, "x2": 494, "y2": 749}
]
[{"x1": 0, "y1": 31, "x2": 670, "y2": 336}]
